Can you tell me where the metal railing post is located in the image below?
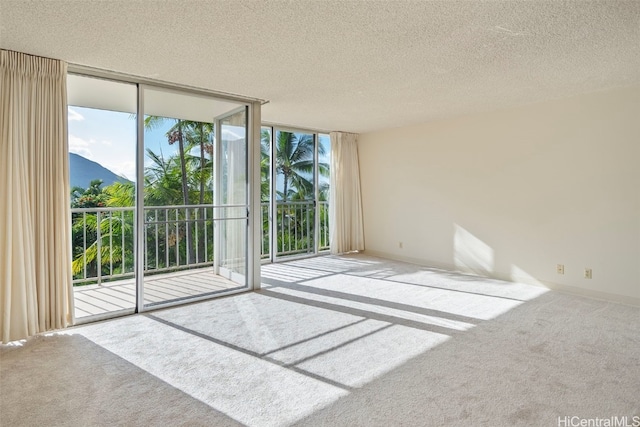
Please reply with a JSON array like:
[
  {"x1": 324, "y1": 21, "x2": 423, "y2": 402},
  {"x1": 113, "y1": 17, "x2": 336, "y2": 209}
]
[
  {"x1": 306, "y1": 202, "x2": 311, "y2": 253},
  {"x1": 96, "y1": 210, "x2": 102, "y2": 286}
]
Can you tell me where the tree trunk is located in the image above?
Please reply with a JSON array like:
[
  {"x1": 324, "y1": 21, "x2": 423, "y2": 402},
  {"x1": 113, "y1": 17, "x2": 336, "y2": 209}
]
[{"x1": 283, "y1": 173, "x2": 288, "y2": 203}]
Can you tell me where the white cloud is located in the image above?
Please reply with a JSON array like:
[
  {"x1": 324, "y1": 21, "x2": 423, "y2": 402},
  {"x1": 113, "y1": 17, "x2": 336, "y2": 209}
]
[
  {"x1": 106, "y1": 161, "x2": 136, "y2": 182},
  {"x1": 68, "y1": 134, "x2": 93, "y2": 159},
  {"x1": 68, "y1": 107, "x2": 84, "y2": 121}
]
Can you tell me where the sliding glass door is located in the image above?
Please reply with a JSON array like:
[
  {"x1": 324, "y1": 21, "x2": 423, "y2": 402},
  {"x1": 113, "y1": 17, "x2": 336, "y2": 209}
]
[
  {"x1": 317, "y1": 133, "x2": 331, "y2": 252},
  {"x1": 261, "y1": 127, "x2": 331, "y2": 261},
  {"x1": 68, "y1": 75, "x2": 257, "y2": 321},
  {"x1": 216, "y1": 109, "x2": 249, "y2": 284},
  {"x1": 274, "y1": 129, "x2": 316, "y2": 257},
  {"x1": 67, "y1": 75, "x2": 138, "y2": 319},
  {"x1": 140, "y1": 87, "x2": 249, "y2": 308}
]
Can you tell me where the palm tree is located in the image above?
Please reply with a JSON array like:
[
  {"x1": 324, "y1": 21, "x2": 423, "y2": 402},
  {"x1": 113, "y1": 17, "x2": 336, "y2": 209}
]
[
  {"x1": 144, "y1": 116, "x2": 189, "y2": 206},
  {"x1": 260, "y1": 129, "x2": 272, "y2": 202},
  {"x1": 144, "y1": 148, "x2": 184, "y2": 206},
  {"x1": 268, "y1": 131, "x2": 330, "y2": 202},
  {"x1": 261, "y1": 131, "x2": 331, "y2": 254},
  {"x1": 275, "y1": 131, "x2": 312, "y2": 201},
  {"x1": 144, "y1": 117, "x2": 215, "y2": 264},
  {"x1": 146, "y1": 116, "x2": 194, "y2": 263},
  {"x1": 70, "y1": 181, "x2": 134, "y2": 282},
  {"x1": 70, "y1": 206, "x2": 133, "y2": 280},
  {"x1": 104, "y1": 181, "x2": 135, "y2": 207},
  {"x1": 190, "y1": 121, "x2": 214, "y2": 205}
]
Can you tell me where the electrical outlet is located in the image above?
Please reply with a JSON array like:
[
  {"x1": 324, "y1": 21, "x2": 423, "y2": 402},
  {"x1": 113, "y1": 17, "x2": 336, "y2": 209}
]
[
  {"x1": 584, "y1": 268, "x2": 592, "y2": 279},
  {"x1": 556, "y1": 264, "x2": 564, "y2": 275},
  {"x1": 398, "y1": 241, "x2": 403, "y2": 249}
]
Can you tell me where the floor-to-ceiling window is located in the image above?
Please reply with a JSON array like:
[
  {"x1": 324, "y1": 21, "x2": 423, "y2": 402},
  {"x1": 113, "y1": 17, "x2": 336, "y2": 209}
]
[
  {"x1": 68, "y1": 74, "x2": 256, "y2": 321},
  {"x1": 68, "y1": 75, "x2": 138, "y2": 319},
  {"x1": 317, "y1": 133, "x2": 331, "y2": 252},
  {"x1": 260, "y1": 127, "x2": 272, "y2": 260},
  {"x1": 140, "y1": 87, "x2": 249, "y2": 309},
  {"x1": 261, "y1": 126, "x2": 330, "y2": 262}
]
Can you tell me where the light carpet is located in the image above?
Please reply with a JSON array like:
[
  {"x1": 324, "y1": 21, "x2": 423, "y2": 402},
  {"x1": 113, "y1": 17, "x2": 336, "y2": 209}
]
[{"x1": 1, "y1": 254, "x2": 638, "y2": 426}]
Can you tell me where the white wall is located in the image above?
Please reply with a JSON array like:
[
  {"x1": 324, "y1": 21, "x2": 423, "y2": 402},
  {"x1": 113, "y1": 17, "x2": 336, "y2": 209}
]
[{"x1": 358, "y1": 86, "x2": 640, "y2": 304}]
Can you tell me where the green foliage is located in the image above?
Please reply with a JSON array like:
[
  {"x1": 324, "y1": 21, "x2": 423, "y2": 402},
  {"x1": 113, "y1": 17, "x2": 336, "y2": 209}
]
[
  {"x1": 71, "y1": 121, "x2": 331, "y2": 285},
  {"x1": 261, "y1": 130, "x2": 330, "y2": 202},
  {"x1": 70, "y1": 179, "x2": 135, "y2": 283},
  {"x1": 104, "y1": 182, "x2": 135, "y2": 207},
  {"x1": 70, "y1": 118, "x2": 216, "y2": 285},
  {"x1": 71, "y1": 179, "x2": 108, "y2": 208},
  {"x1": 71, "y1": 211, "x2": 133, "y2": 276}
]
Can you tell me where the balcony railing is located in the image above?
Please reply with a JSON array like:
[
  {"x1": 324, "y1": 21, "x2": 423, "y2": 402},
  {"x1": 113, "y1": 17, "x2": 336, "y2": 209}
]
[
  {"x1": 72, "y1": 201, "x2": 330, "y2": 285},
  {"x1": 318, "y1": 201, "x2": 330, "y2": 252},
  {"x1": 260, "y1": 201, "x2": 330, "y2": 259},
  {"x1": 71, "y1": 207, "x2": 135, "y2": 285}
]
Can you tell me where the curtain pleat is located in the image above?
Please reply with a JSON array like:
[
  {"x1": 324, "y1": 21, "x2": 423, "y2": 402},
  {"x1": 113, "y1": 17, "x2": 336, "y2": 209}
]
[
  {"x1": 0, "y1": 50, "x2": 74, "y2": 343},
  {"x1": 329, "y1": 132, "x2": 365, "y2": 255}
]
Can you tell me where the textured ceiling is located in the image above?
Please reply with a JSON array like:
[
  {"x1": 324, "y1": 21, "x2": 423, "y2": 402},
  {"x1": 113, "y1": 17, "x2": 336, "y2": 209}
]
[{"x1": 1, "y1": 0, "x2": 639, "y2": 133}]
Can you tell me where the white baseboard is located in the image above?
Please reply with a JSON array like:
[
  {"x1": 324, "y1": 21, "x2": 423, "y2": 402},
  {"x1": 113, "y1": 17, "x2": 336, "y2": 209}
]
[{"x1": 363, "y1": 250, "x2": 640, "y2": 307}]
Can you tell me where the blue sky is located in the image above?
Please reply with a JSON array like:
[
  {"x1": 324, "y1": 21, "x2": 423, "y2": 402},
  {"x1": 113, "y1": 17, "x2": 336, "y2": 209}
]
[
  {"x1": 68, "y1": 106, "x2": 331, "y2": 191},
  {"x1": 68, "y1": 106, "x2": 176, "y2": 182}
]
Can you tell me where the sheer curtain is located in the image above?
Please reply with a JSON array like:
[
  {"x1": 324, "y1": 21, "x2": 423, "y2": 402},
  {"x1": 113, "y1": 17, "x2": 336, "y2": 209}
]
[
  {"x1": 0, "y1": 50, "x2": 74, "y2": 343},
  {"x1": 221, "y1": 124, "x2": 247, "y2": 281},
  {"x1": 329, "y1": 131, "x2": 365, "y2": 255}
]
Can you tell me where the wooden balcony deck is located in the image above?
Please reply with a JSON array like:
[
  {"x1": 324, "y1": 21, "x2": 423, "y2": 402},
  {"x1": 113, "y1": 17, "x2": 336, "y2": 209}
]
[{"x1": 73, "y1": 267, "x2": 243, "y2": 319}]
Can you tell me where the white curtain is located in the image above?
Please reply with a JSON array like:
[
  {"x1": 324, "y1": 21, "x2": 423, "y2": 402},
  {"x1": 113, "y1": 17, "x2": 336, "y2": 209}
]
[
  {"x1": 329, "y1": 131, "x2": 364, "y2": 255},
  {"x1": 218, "y1": 110, "x2": 247, "y2": 283},
  {"x1": 0, "y1": 50, "x2": 74, "y2": 343}
]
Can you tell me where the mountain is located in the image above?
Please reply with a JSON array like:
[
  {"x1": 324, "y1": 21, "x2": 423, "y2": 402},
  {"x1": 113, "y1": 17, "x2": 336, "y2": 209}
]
[{"x1": 69, "y1": 153, "x2": 131, "y2": 189}]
